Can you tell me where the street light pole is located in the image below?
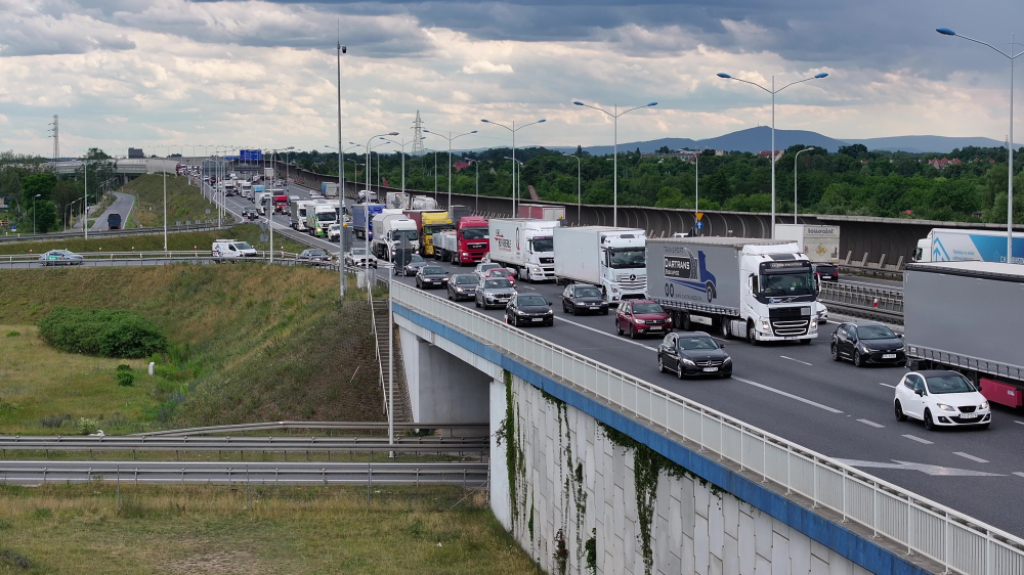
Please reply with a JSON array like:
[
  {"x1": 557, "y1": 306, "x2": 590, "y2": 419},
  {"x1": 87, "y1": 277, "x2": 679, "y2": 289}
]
[
  {"x1": 793, "y1": 147, "x2": 816, "y2": 223},
  {"x1": 564, "y1": 153, "x2": 581, "y2": 223},
  {"x1": 422, "y1": 129, "x2": 477, "y2": 210},
  {"x1": 33, "y1": 194, "x2": 40, "y2": 234},
  {"x1": 717, "y1": 72, "x2": 828, "y2": 238},
  {"x1": 480, "y1": 118, "x2": 546, "y2": 217},
  {"x1": 83, "y1": 154, "x2": 89, "y2": 239},
  {"x1": 365, "y1": 132, "x2": 400, "y2": 298},
  {"x1": 937, "y1": 28, "x2": 1022, "y2": 263},
  {"x1": 573, "y1": 101, "x2": 657, "y2": 227}
]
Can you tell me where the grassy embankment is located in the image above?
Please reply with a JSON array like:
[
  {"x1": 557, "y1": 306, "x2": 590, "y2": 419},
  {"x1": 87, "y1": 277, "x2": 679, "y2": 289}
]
[
  {"x1": 0, "y1": 484, "x2": 540, "y2": 575},
  {"x1": 0, "y1": 223, "x2": 308, "y2": 256},
  {"x1": 0, "y1": 265, "x2": 385, "y2": 435},
  {"x1": 123, "y1": 173, "x2": 234, "y2": 227}
]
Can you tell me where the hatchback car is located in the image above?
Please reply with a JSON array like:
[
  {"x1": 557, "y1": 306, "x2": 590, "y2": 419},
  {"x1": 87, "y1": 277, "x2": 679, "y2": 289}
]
[
  {"x1": 475, "y1": 277, "x2": 516, "y2": 309},
  {"x1": 416, "y1": 265, "x2": 449, "y2": 289},
  {"x1": 894, "y1": 371, "x2": 991, "y2": 430},
  {"x1": 298, "y1": 248, "x2": 332, "y2": 266},
  {"x1": 327, "y1": 223, "x2": 341, "y2": 242},
  {"x1": 39, "y1": 249, "x2": 84, "y2": 266},
  {"x1": 615, "y1": 300, "x2": 671, "y2": 338},
  {"x1": 447, "y1": 274, "x2": 479, "y2": 301},
  {"x1": 486, "y1": 267, "x2": 516, "y2": 287},
  {"x1": 657, "y1": 332, "x2": 732, "y2": 379},
  {"x1": 812, "y1": 263, "x2": 839, "y2": 282},
  {"x1": 400, "y1": 254, "x2": 428, "y2": 277},
  {"x1": 505, "y1": 293, "x2": 554, "y2": 327},
  {"x1": 474, "y1": 262, "x2": 502, "y2": 279},
  {"x1": 831, "y1": 321, "x2": 906, "y2": 367},
  {"x1": 561, "y1": 284, "x2": 609, "y2": 315}
]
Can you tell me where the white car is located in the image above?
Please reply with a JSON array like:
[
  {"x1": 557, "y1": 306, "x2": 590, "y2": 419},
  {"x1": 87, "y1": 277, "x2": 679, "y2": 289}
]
[
  {"x1": 815, "y1": 301, "x2": 828, "y2": 324},
  {"x1": 344, "y1": 247, "x2": 376, "y2": 268},
  {"x1": 893, "y1": 371, "x2": 991, "y2": 430},
  {"x1": 327, "y1": 223, "x2": 341, "y2": 242},
  {"x1": 211, "y1": 239, "x2": 257, "y2": 262}
]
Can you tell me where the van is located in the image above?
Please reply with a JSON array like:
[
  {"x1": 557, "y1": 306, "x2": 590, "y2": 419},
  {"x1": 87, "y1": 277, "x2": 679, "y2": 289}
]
[{"x1": 211, "y1": 239, "x2": 257, "y2": 262}]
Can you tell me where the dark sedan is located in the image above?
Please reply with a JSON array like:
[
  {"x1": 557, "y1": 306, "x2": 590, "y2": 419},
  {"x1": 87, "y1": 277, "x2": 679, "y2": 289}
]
[
  {"x1": 242, "y1": 207, "x2": 258, "y2": 221},
  {"x1": 561, "y1": 283, "x2": 609, "y2": 315},
  {"x1": 298, "y1": 248, "x2": 332, "y2": 266},
  {"x1": 505, "y1": 293, "x2": 554, "y2": 327},
  {"x1": 399, "y1": 254, "x2": 428, "y2": 277},
  {"x1": 831, "y1": 321, "x2": 906, "y2": 367},
  {"x1": 657, "y1": 332, "x2": 732, "y2": 379},
  {"x1": 415, "y1": 265, "x2": 449, "y2": 289},
  {"x1": 447, "y1": 274, "x2": 479, "y2": 301},
  {"x1": 813, "y1": 263, "x2": 839, "y2": 282}
]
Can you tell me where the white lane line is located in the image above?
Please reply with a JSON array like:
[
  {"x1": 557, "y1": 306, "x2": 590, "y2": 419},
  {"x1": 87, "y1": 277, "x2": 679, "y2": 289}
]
[
  {"x1": 857, "y1": 419, "x2": 885, "y2": 429},
  {"x1": 553, "y1": 315, "x2": 658, "y2": 352},
  {"x1": 780, "y1": 355, "x2": 813, "y2": 366},
  {"x1": 1014, "y1": 472, "x2": 1024, "y2": 479},
  {"x1": 1015, "y1": 421, "x2": 1024, "y2": 427},
  {"x1": 732, "y1": 376, "x2": 844, "y2": 414},
  {"x1": 953, "y1": 452, "x2": 989, "y2": 464},
  {"x1": 878, "y1": 383, "x2": 896, "y2": 389},
  {"x1": 902, "y1": 434, "x2": 933, "y2": 445}
]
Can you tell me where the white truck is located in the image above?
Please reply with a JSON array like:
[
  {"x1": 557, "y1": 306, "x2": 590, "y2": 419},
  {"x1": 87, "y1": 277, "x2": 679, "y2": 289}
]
[
  {"x1": 553, "y1": 226, "x2": 647, "y2": 305},
  {"x1": 646, "y1": 237, "x2": 819, "y2": 344},
  {"x1": 264, "y1": 167, "x2": 275, "y2": 179},
  {"x1": 774, "y1": 224, "x2": 840, "y2": 263},
  {"x1": 912, "y1": 228, "x2": 1024, "y2": 264},
  {"x1": 371, "y1": 213, "x2": 420, "y2": 262},
  {"x1": 410, "y1": 195, "x2": 438, "y2": 211},
  {"x1": 488, "y1": 219, "x2": 560, "y2": 282},
  {"x1": 291, "y1": 200, "x2": 316, "y2": 231},
  {"x1": 323, "y1": 183, "x2": 340, "y2": 198},
  {"x1": 386, "y1": 191, "x2": 409, "y2": 210},
  {"x1": 255, "y1": 191, "x2": 273, "y2": 215},
  {"x1": 239, "y1": 181, "x2": 252, "y2": 199}
]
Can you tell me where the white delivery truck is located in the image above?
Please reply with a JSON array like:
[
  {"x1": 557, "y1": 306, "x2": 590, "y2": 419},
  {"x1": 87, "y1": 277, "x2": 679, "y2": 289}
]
[
  {"x1": 553, "y1": 226, "x2": 647, "y2": 305},
  {"x1": 323, "y1": 183, "x2": 340, "y2": 198},
  {"x1": 291, "y1": 200, "x2": 316, "y2": 231},
  {"x1": 912, "y1": 228, "x2": 1024, "y2": 264},
  {"x1": 774, "y1": 224, "x2": 840, "y2": 263},
  {"x1": 488, "y1": 219, "x2": 561, "y2": 282},
  {"x1": 371, "y1": 213, "x2": 420, "y2": 262},
  {"x1": 255, "y1": 191, "x2": 273, "y2": 215},
  {"x1": 239, "y1": 181, "x2": 252, "y2": 199},
  {"x1": 646, "y1": 237, "x2": 819, "y2": 344},
  {"x1": 386, "y1": 192, "x2": 409, "y2": 210},
  {"x1": 410, "y1": 195, "x2": 438, "y2": 210},
  {"x1": 264, "y1": 167, "x2": 275, "y2": 179}
]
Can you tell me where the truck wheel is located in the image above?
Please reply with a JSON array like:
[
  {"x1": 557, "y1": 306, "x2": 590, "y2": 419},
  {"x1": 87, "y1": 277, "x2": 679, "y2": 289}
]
[
  {"x1": 681, "y1": 312, "x2": 692, "y2": 331},
  {"x1": 747, "y1": 322, "x2": 759, "y2": 346},
  {"x1": 719, "y1": 319, "x2": 730, "y2": 339}
]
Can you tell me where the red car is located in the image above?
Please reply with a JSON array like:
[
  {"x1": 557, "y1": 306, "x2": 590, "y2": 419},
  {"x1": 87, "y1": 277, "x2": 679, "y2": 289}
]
[
  {"x1": 615, "y1": 300, "x2": 672, "y2": 339},
  {"x1": 486, "y1": 267, "x2": 516, "y2": 287}
]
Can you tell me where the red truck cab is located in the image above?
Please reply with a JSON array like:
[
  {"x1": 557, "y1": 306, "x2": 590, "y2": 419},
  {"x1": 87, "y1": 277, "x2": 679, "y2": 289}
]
[
  {"x1": 273, "y1": 195, "x2": 289, "y2": 213},
  {"x1": 456, "y1": 216, "x2": 489, "y2": 264}
]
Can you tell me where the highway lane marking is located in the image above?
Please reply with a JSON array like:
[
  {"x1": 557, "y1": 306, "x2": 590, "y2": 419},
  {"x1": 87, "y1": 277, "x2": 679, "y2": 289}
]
[
  {"x1": 780, "y1": 355, "x2": 813, "y2": 366},
  {"x1": 836, "y1": 459, "x2": 1003, "y2": 477},
  {"x1": 1015, "y1": 421, "x2": 1024, "y2": 427},
  {"x1": 1014, "y1": 472, "x2": 1024, "y2": 479},
  {"x1": 732, "y1": 376, "x2": 844, "y2": 414},
  {"x1": 553, "y1": 315, "x2": 658, "y2": 352},
  {"x1": 902, "y1": 434, "x2": 933, "y2": 445},
  {"x1": 857, "y1": 419, "x2": 885, "y2": 428},
  {"x1": 953, "y1": 452, "x2": 989, "y2": 464},
  {"x1": 878, "y1": 383, "x2": 896, "y2": 389}
]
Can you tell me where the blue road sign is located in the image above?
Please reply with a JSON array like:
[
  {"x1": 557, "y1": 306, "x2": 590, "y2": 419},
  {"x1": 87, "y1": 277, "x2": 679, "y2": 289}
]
[{"x1": 696, "y1": 221, "x2": 703, "y2": 230}]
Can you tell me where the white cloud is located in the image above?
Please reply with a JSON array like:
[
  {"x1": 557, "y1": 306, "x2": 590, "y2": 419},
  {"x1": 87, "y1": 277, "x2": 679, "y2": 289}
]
[{"x1": 461, "y1": 61, "x2": 515, "y2": 74}]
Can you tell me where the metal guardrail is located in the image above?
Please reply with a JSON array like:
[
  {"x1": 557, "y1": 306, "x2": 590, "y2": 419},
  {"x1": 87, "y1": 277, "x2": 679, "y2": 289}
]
[
  {"x1": 391, "y1": 280, "x2": 1024, "y2": 575},
  {"x1": 0, "y1": 436, "x2": 488, "y2": 454},
  {"x1": 0, "y1": 222, "x2": 228, "y2": 243},
  {"x1": 137, "y1": 420, "x2": 488, "y2": 437},
  {"x1": 0, "y1": 460, "x2": 488, "y2": 487},
  {"x1": 819, "y1": 282, "x2": 904, "y2": 323}
]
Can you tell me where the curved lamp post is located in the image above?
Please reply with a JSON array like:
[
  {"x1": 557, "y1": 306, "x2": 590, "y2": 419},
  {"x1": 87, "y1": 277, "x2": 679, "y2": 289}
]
[
  {"x1": 793, "y1": 147, "x2": 816, "y2": 223},
  {"x1": 422, "y1": 129, "x2": 477, "y2": 210}
]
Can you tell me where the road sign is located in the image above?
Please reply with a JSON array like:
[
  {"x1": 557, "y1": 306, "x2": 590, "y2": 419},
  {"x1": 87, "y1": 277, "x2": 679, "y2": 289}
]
[
  {"x1": 205, "y1": 209, "x2": 211, "y2": 215},
  {"x1": 260, "y1": 233, "x2": 269, "y2": 242},
  {"x1": 259, "y1": 222, "x2": 268, "y2": 232},
  {"x1": 696, "y1": 212, "x2": 704, "y2": 221},
  {"x1": 696, "y1": 221, "x2": 704, "y2": 230}
]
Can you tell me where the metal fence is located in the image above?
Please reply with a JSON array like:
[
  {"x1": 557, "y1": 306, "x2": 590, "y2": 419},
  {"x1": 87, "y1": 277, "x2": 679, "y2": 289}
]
[
  {"x1": 391, "y1": 280, "x2": 1024, "y2": 575},
  {"x1": 819, "y1": 282, "x2": 904, "y2": 322},
  {"x1": 0, "y1": 221, "x2": 227, "y2": 243}
]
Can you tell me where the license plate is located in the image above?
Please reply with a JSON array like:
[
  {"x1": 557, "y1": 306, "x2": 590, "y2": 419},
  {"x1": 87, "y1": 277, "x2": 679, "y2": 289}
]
[
  {"x1": 882, "y1": 354, "x2": 897, "y2": 359},
  {"x1": 959, "y1": 412, "x2": 979, "y2": 420},
  {"x1": 702, "y1": 367, "x2": 719, "y2": 373},
  {"x1": 650, "y1": 326, "x2": 662, "y2": 331},
  {"x1": 531, "y1": 318, "x2": 543, "y2": 322},
  {"x1": 590, "y1": 306, "x2": 601, "y2": 309}
]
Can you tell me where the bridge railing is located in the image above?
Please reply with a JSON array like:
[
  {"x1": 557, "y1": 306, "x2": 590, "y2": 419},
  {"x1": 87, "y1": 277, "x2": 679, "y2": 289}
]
[
  {"x1": 819, "y1": 282, "x2": 904, "y2": 322},
  {"x1": 391, "y1": 280, "x2": 1024, "y2": 575}
]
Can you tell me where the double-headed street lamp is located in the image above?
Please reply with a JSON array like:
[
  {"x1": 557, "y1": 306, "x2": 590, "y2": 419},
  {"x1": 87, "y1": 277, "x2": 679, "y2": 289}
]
[
  {"x1": 388, "y1": 137, "x2": 427, "y2": 207},
  {"x1": 480, "y1": 118, "x2": 546, "y2": 217},
  {"x1": 573, "y1": 101, "x2": 657, "y2": 227},
  {"x1": 716, "y1": 71, "x2": 828, "y2": 238},
  {"x1": 364, "y1": 132, "x2": 400, "y2": 284},
  {"x1": 938, "y1": 27, "x2": 1022, "y2": 263},
  {"x1": 793, "y1": 147, "x2": 816, "y2": 223},
  {"x1": 422, "y1": 129, "x2": 477, "y2": 210},
  {"x1": 369, "y1": 138, "x2": 393, "y2": 191}
]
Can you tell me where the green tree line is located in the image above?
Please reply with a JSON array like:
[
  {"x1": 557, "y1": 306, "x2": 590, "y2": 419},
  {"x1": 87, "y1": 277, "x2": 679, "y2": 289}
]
[{"x1": 0, "y1": 149, "x2": 115, "y2": 233}]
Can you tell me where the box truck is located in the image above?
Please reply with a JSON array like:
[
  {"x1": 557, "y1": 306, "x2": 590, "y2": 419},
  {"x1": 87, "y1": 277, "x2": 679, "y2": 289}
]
[
  {"x1": 307, "y1": 203, "x2": 340, "y2": 238},
  {"x1": 371, "y1": 213, "x2": 419, "y2": 262},
  {"x1": 419, "y1": 211, "x2": 453, "y2": 257},
  {"x1": 553, "y1": 226, "x2": 647, "y2": 304},
  {"x1": 410, "y1": 195, "x2": 438, "y2": 210},
  {"x1": 449, "y1": 205, "x2": 472, "y2": 226},
  {"x1": 489, "y1": 219, "x2": 560, "y2": 282},
  {"x1": 264, "y1": 167, "x2": 274, "y2": 179},
  {"x1": 904, "y1": 261, "x2": 1024, "y2": 408},
  {"x1": 646, "y1": 237, "x2": 818, "y2": 344},
  {"x1": 352, "y1": 204, "x2": 384, "y2": 239},
  {"x1": 774, "y1": 224, "x2": 840, "y2": 263},
  {"x1": 321, "y1": 182, "x2": 340, "y2": 198},
  {"x1": 518, "y1": 203, "x2": 565, "y2": 221},
  {"x1": 385, "y1": 192, "x2": 409, "y2": 210},
  {"x1": 291, "y1": 200, "x2": 316, "y2": 231},
  {"x1": 913, "y1": 228, "x2": 1024, "y2": 264},
  {"x1": 434, "y1": 216, "x2": 489, "y2": 265}
]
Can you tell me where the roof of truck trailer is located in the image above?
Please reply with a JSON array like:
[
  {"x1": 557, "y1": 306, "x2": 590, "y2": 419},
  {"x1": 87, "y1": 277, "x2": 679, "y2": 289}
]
[
  {"x1": 556, "y1": 226, "x2": 644, "y2": 233},
  {"x1": 648, "y1": 237, "x2": 797, "y2": 247},
  {"x1": 907, "y1": 260, "x2": 1024, "y2": 280}
]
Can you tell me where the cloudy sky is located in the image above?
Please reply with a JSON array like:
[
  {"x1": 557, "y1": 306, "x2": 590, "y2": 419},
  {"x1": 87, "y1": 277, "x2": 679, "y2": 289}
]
[{"x1": 3, "y1": 0, "x2": 1024, "y2": 157}]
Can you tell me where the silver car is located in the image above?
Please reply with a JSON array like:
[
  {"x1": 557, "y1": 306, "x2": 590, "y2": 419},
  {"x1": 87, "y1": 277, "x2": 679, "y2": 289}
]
[
  {"x1": 475, "y1": 277, "x2": 516, "y2": 310},
  {"x1": 39, "y1": 249, "x2": 84, "y2": 266},
  {"x1": 473, "y1": 262, "x2": 503, "y2": 279}
]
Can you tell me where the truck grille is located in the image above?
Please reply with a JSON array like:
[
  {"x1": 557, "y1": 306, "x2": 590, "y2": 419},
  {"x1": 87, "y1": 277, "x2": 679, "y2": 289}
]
[
  {"x1": 768, "y1": 306, "x2": 811, "y2": 336},
  {"x1": 468, "y1": 242, "x2": 487, "y2": 250},
  {"x1": 539, "y1": 257, "x2": 554, "y2": 264},
  {"x1": 615, "y1": 273, "x2": 647, "y2": 290}
]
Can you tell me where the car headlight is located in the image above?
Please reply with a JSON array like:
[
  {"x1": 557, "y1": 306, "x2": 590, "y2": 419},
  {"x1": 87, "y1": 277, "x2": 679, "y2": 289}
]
[
  {"x1": 546, "y1": 310, "x2": 554, "y2": 315},
  {"x1": 442, "y1": 277, "x2": 448, "y2": 281},
  {"x1": 681, "y1": 358, "x2": 696, "y2": 366},
  {"x1": 980, "y1": 401, "x2": 989, "y2": 410},
  {"x1": 936, "y1": 403, "x2": 957, "y2": 412},
  {"x1": 456, "y1": 288, "x2": 464, "y2": 293},
  {"x1": 723, "y1": 357, "x2": 732, "y2": 364}
]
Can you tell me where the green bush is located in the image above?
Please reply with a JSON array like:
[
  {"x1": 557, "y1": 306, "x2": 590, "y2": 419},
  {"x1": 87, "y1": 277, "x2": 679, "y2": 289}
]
[
  {"x1": 38, "y1": 307, "x2": 167, "y2": 358},
  {"x1": 76, "y1": 417, "x2": 99, "y2": 435},
  {"x1": 115, "y1": 364, "x2": 135, "y2": 387},
  {"x1": 5, "y1": 331, "x2": 19, "y2": 337}
]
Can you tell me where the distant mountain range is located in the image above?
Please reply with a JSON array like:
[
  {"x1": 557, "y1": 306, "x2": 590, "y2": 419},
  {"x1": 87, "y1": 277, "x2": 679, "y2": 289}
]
[{"x1": 544, "y1": 127, "x2": 1008, "y2": 155}]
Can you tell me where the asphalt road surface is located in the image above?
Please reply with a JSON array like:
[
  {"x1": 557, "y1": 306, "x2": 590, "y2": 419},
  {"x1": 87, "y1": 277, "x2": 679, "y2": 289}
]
[{"x1": 90, "y1": 192, "x2": 135, "y2": 231}]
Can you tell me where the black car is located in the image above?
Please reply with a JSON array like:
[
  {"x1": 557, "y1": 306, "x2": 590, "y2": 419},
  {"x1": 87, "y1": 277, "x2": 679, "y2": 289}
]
[
  {"x1": 298, "y1": 248, "x2": 332, "y2": 266},
  {"x1": 416, "y1": 265, "x2": 449, "y2": 289},
  {"x1": 813, "y1": 263, "x2": 839, "y2": 282},
  {"x1": 561, "y1": 283, "x2": 609, "y2": 315},
  {"x1": 400, "y1": 254, "x2": 428, "y2": 277},
  {"x1": 831, "y1": 321, "x2": 906, "y2": 367},
  {"x1": 657, "y1": 332, "x2": 732, "y2": 379},
  {"x1": 242, "y1": 207, "x2": 258, "y2": 221},
  {"x1": 505, "y1": 293, "x2": 554, "y2": 327},
  {"x1": 447, "y1": 274, "x2": 479, "y2": 301}
]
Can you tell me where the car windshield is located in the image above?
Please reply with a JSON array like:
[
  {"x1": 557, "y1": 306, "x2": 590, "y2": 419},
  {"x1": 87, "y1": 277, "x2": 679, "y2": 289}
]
[
  {"x1": 316, "y1": 212, "x2": 337, "y2": 222},
  {"x1": 816, "y1": 265, "x2": 836, "y2": 273},
  {"x1": 632, "y1": 303, "x2": 664, "y2": 314},
  {"x1": 234, "y1": 242, "x2": 253, "y2": 250},
  {"x1": 485, "y1": 279, "x2": 512, "y2": 289},
  {"x1": 329, "y1": 224, "x2": 340, "y2": 230},
  {"x1": 307, "y1": 250, "x2": 326, "y2": 257},
  {"x1": 858, "y1": 325, "x2": 896, "y2": 340},
  {"x1": 488, "y1": 269, "x2": 511, "y2": 276},
  {"x1": 455, "y1": 275, "x2": 477, "y2": 285},
  {"x1": 925, "y1": 374, "x2": 977, "y2": 395},
  {"x1": 479, "y1": 264, "x2": 500, "y2": 272},
  {"x1": 394, "y1": 229, "x2": 418, "y2": 242},
  {"x1": 759, "y1": 270, "x2": 815, "y2": 297},
  {"x1": 463, "y1": 228, "x2": 488, "y2": 240},
  {"x1": 423, "y1": 266, "x2": 445, "y2": 275},
  {"x1": 608, "y1": 248, "x2": 646, "y2": 269},
  {"x1": 352, "y1": 249, "x2": 366, "y2": 256},
  {"x1": 529, "y1": 237, "x2": 554, "y2": 252},
  {"x1": 518, "y1": 295, "x2": 547, "y2": 306},
  {"x1": 576, "y1": 287, "x2": 603, "y2": 298},
  {"x1": 408, "y1": 255, "x2": 424, "y2": 263},
  {"x1": 678, "y1": 336, "x2": 719, "y2": 351}
]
